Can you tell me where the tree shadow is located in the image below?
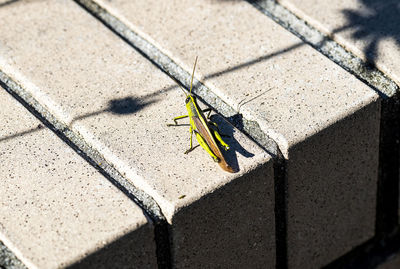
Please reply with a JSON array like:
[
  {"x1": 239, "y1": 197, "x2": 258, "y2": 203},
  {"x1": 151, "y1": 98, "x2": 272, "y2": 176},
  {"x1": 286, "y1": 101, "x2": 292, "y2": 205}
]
[
  {"x1": 0, "y1": 95, "x2": 159, "y2": 143},
  {"x1": 334, "y1": 0, "x2": 400, "y2": 66},
  {"x1": 1, "y1": 41, "x2": 304, "y2": 143},
  {"x1": 0, "y1": 0, "x2": 21, "y2": 7},
  {"x1": 66, "y1": 224, "x2": 156, "y2": 269}
]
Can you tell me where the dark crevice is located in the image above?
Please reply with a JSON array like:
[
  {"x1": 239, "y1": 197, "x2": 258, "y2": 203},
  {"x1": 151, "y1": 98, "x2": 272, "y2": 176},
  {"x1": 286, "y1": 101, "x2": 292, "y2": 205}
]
[
  {"x1": 273, "y1": 149, "x2": 288, "y2": 269},
  {"x1": 376, "y1": 93, "x2": 400, "y2": 237},
  {"x1": 0, "y1": 75, "x2": 172, "y2": 269},
  {"x1": 154, "y1": 221, "x2": 172, "y2": 269}
]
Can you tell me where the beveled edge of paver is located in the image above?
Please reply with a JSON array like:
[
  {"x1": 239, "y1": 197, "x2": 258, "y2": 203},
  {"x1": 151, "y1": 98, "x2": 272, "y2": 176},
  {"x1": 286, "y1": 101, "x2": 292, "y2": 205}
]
[
  {"x1": 0, "y1": 240, "x2": 26, "y2": 269},
  {"x1": 0, "y1": 233, "x2": 36, "y2": 269}
]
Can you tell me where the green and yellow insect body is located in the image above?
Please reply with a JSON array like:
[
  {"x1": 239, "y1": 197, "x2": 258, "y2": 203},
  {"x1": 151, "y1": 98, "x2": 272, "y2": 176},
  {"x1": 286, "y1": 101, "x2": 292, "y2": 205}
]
[{"x1": 167, "y1": 57, "x2": 234, "y2": 173}]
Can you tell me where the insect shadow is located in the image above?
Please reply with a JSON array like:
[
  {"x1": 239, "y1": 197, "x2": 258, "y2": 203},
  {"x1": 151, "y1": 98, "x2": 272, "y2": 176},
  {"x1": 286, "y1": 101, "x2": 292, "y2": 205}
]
[{"x1": 209, "y1": 114, "x2": 255, "y2": 172}]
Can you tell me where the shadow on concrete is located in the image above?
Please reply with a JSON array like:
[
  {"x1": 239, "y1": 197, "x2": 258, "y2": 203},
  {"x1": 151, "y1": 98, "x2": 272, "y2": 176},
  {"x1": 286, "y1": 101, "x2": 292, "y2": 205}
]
[
  {"x1": 334, "y1": 0, "x2": 400, "y2": 66},
  {"x1": 66, "y1": 225, "x2": 156, "y2": 269},
  {"x1": 171, "y1": 159, "x2": 274, "y2": 268},
  {"x1": 0, "y1": 95, "x2": 159, "y2": 143},
  {"x1": 1, "y1": 40, "x2": 304, "y2": 144},
  {"x1": 0, "y1": 0, "x2": 21, "y2": 8},
  {"x1": 166, "y1": 112, "x2": 255, "y2": 173},
  {"x1": 72, "y1": 95, "x2": 158, "y2": 122},
  {"x1": 323, "y1": 232, "x2": 400, "y2": 269},
  {"x1": 210, "y1": 114, "x2": 255, "y2": 172}
]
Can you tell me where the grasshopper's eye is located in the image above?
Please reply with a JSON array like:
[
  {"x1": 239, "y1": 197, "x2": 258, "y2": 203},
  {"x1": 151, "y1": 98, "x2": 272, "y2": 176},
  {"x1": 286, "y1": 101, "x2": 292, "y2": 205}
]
[{"x1": 185, "y1": 97, "x2": 191, "y2": 104}]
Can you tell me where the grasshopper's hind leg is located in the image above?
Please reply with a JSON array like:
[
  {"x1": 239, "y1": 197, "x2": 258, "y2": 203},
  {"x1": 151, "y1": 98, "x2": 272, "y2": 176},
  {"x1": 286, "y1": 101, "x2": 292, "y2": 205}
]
[
  {"x1": 208, "y1": 122, "x2": 230, "y2": 151},
  {"x1": 202, "y1": 108, "x2": 212, "y2": 119},
  {"x1": 167, "y1": 114, "x2": 188, "y2": 126},
  {"x1": 194, "y1": 131, "x2": 219, "y2": 162}
]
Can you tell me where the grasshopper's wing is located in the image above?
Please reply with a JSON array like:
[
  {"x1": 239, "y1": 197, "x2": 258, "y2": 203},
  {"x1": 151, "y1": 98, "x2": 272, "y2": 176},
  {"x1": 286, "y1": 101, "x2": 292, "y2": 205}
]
[{"x1": 192, "y1": 116, "x2": 234, "y2": 173}]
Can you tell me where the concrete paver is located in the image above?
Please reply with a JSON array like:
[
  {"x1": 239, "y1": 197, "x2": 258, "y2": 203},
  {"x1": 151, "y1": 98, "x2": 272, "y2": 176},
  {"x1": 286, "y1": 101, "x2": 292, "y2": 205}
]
[
  {"x1": 277, "y1": 0, "x2": 400, "y2": 85},
  {"x1": 0, "y1": 0, "x2": 275, "y2": 266},
  {"x1": 87, "y1": 0, "x2": 381, "y2": 267},
  {"x1": 0, "y1": 89, "x2": 157, "y2": 268}
]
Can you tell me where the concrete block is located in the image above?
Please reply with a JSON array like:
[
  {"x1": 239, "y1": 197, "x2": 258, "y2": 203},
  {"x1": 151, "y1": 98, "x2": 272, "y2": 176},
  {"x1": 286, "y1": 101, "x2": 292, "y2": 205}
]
[
  {"x1": 0, "y1": 89, "x2": 157, "y2": 268},
  {"x1": 85, "y1": 0, "x2": 381, "y2": 267},
  {"x1": 0, "y1": 0, "x2": 275, "y2": 267}
]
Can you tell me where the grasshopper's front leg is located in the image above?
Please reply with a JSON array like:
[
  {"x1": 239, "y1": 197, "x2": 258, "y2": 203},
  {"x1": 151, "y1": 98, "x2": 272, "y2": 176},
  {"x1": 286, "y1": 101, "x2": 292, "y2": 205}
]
[
  {"x1": 167, "y1": 114, "x2": 188, "y2": 126},
  {"x1": 208, "y1": 122, "x2": 230, "y2": 151},
  {"x1": 184, "y1": 126, "x2": 195, "y2": 154}
]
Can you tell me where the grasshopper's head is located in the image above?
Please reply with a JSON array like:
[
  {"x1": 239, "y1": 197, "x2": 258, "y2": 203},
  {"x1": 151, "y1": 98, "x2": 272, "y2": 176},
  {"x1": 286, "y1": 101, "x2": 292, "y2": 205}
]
[{"x1": 185, "y1": 94, "x2": 195, "y2": 104}]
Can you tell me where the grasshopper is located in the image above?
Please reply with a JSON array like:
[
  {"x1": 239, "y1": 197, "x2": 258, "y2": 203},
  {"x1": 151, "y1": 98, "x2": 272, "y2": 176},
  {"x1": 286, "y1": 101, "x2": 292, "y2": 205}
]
[{"x1": 167, "y1": 57, "x2": 234, "y2": 173}]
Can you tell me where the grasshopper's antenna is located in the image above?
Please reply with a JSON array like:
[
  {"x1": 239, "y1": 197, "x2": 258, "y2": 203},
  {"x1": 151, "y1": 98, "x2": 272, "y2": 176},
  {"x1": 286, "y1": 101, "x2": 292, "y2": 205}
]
[
  {"x1": 170, "y1": 75, "x2": 188, "y2": 97},
  {"x1": 178, "y1": 84, "x2": 188, "y2": 97},
  {"x1": 189, "y1": 56, "x2": 198, "y2": 94}
]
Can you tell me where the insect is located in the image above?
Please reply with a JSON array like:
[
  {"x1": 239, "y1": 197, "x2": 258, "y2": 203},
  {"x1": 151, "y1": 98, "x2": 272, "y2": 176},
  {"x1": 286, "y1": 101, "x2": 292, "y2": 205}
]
[{"x1": 167, "y1": 57, "x2": 235, "y2": 173}]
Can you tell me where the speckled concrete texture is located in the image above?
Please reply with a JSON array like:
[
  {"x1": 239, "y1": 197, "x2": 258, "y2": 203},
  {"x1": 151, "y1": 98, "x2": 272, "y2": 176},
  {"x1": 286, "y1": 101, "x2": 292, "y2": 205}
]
[
  {"x1": 0, "y1": 89, "x2": 157, "y2": 268},
  {"x1": 286, "y1": 100, "x2": 380, "y2": 268},
  {"x1": 0, "y1": 0, "x2": 275, "y2": 267},
  {"x1": 277, "y1": 0, "x2": 400, "y2": 85},
  {"x1": 90, "y1": 0, "x2": 379, "y2": 155},
  {"x1": 85, "y1": 0, "x2": 381, "y2": 267}
]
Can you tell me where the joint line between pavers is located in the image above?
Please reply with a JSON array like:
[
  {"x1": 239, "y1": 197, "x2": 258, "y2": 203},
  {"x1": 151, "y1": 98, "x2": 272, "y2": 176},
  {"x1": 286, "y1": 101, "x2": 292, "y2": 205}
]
[
  {"x1": 73, "y1": 0, "x2": 282, "y2": 159},
  {"x1": 0, "y1": 240, "x2": 27, "y2": 269},
  {"x1": 248, "y1": 0, "x2": 399, "y2": 99}
]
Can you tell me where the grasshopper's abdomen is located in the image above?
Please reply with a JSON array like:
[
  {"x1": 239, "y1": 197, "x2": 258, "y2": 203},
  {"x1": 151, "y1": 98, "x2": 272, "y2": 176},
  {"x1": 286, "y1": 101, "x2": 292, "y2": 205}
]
[{"x1": 192, "y1": 116, "x2": 234, "y2": 173}]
